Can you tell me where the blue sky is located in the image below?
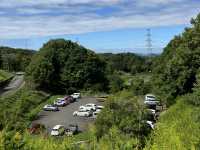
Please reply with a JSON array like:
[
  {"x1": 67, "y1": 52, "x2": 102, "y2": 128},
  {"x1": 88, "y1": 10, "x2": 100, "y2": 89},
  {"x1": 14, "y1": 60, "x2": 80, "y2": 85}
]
[{"x1": 0, "y1": 0, "x2": 200, "y2": 54}]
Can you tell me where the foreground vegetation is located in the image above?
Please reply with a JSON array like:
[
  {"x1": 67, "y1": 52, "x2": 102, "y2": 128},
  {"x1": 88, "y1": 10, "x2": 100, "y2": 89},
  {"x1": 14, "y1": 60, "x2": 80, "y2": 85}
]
[
  {"x1": 0, "y1": 91, "x2": 151, "y2": 150},
  {"x1": 0, "y1": 70, "x2": 13, "y2": 84},
  {"x1": 145, "y1": 99, "x2": 200, "y2": 150},
  {"x1": 0, "y1": 87, "x2": 50, "y2": 130}
]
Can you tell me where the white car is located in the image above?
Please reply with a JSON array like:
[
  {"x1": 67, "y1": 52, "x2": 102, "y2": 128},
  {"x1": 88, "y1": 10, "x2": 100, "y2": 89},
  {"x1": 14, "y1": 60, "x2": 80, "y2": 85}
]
[
  {"x1": 96, "y1": 105, "x2": 104, "y2": 112},
  {"x1": 73, "y1": 110, "x2": 92, "y2": 117},
  {"x1": 80, "y1": 103, "x2": 96, "y2": 111},
  {"x1": 43, "y1": 104, "x2": 59, "y2": 111},
  {"x1": 144, "y1": 94, "x2": 159, "y2": 105},
  {"x1": 51, "y1": 125, "x2": 65, "y2": 136},
  {"x1": 71, "y1": 93, "x2": 81, "y2": 99},
  {"x1": 146, "y1": 121, "x2": 154, "y2": 129},
  {"x1": 54, "y1": 99, "x2": 67, "y2": 107}
]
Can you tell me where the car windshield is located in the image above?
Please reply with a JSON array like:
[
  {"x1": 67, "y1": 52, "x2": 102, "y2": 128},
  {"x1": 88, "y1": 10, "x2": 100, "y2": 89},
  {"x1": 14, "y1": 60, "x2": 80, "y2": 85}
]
[
  {"x1": 80, "y1": 110, "x2": 88, "y2": 112},
  {"x1": 147, "y1": 96, "x2": 155, "y2": 99},
  {"x1": 52, "y1": 129, "x2": 58, "y2": 131}
]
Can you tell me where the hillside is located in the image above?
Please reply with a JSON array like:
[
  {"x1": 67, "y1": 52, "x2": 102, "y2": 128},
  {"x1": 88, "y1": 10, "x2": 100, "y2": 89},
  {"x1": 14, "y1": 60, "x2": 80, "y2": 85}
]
[
  {"x1": 0, "y1": 47, "x2": 35, "y2": 72},
  {"x1": 145, "y1": 99, "x2": 200, "y2": 150},
  {"x1": 0, "y1": 70, "x2": 13, "y2": 83},
  {"x1": 144, "y1": 13, "x2": 200, "y2": 149}
]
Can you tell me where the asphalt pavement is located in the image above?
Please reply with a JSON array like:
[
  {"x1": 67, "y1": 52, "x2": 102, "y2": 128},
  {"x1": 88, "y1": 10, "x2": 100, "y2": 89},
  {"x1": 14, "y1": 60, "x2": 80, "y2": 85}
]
[{"x1": 33, "y1": 97, "x2": 104, "y2": 133}]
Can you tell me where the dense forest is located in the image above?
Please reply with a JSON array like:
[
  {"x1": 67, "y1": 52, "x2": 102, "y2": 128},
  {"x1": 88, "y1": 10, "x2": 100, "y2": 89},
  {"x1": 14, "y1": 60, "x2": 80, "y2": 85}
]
[
  {"x1": 0, "y1": 47, "x2": 35, "y2": 72},
  {"x1": 99, "y1": 53, "x2": 153, "y2": 74}
]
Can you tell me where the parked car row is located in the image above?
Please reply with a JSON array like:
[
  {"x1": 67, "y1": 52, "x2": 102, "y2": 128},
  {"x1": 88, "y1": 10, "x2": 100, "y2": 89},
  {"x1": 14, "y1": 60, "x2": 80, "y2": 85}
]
[
  {"x1": 43, "y1": 93, "x2": 81, "y2": 111},
  {"x1": 51, "y1": 124, "x2": 79, "y2": 136},
  {"x1": 144, "y1": 94, "x2": 161, "y2": 130},
  {"x1": 73, "y1": 103, "x2": 104, "y2": 118}
]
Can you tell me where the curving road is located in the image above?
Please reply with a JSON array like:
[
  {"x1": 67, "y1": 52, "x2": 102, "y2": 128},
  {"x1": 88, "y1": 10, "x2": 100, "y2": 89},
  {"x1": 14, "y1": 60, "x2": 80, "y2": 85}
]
[{"x1": 0, "y1": 73, "x2": 25, "y2": 96}]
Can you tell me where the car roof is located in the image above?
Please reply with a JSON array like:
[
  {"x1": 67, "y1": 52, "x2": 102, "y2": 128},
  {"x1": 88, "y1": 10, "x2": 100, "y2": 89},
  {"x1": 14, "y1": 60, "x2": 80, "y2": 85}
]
[
  {"x1": 145, "y1": 94, "x2": 155, "y2": 97},
  {"x1": 53, "y1": 125, "x2": 64, "y2": 129},
  {"x1": 86, "y1": 103, "x2": 95, "y2": 105},
  {"x1": 97, "y1": 105, "x2": 104, "y2": 108}
]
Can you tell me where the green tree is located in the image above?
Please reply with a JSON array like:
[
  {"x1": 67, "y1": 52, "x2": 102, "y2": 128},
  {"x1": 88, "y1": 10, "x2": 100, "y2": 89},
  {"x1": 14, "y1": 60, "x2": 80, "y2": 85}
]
[
  {"x1": 95, "y1": 91, "x2": 150, "y2": 142},
  {"x1": 26, "y1": 39, "x2": 108, "y2": 93},
  {"x1": 152, "y1": 13, "x2": 200, "y2": 106}
]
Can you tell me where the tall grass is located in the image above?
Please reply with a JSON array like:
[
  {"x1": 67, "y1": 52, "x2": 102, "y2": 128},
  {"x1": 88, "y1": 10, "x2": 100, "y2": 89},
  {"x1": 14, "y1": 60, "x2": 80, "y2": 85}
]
[{"x1": 145, "y1": 98, "x2": 200, "y2": 150}]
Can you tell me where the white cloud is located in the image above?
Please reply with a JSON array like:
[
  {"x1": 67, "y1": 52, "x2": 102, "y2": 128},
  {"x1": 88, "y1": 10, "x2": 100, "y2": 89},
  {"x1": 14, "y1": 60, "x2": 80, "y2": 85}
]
[
  {"x1": 0, "y1": 0, "x2": 199, "y2": 39},
  {"x1": 0, "y1": 0, "x2": 120, "y2": 7}
]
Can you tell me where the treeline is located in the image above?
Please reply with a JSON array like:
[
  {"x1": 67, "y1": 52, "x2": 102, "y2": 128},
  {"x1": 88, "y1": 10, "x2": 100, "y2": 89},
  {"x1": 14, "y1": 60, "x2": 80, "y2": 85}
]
[
  {"x1": 25, "y1": 39, "x2": 154, "y2": 94},
  {"x1": 99, "y1": 53, "x2": 154, "y2": 74},
  {"x1": 0, "y1": 47, "x2": 35, "y2": 72}
]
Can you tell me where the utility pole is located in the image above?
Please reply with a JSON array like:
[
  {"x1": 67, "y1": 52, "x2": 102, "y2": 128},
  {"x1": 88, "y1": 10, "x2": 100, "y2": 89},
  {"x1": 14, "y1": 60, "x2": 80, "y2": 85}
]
[{"x1": 146, "y1": 29, "x2": 152, "y2": 55}]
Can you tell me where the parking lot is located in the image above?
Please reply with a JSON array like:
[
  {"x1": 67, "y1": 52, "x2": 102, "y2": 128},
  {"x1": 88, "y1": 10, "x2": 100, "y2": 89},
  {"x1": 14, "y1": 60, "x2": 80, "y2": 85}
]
[{"x1": 33, "y1": 96, "x2": 104, "y2": 133}]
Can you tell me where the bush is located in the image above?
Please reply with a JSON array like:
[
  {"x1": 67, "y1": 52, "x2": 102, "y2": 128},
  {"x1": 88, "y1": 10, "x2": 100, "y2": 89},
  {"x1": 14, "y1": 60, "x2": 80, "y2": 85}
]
[
  {"x1": 95, "y1": 91, "x2": 151, "y2": 145},
  {"x1": 108, "y1": 74, "x2": 124, "y2": 93},
  {"x1": 130, "y1": 78, "x2": 151, "y2": 96},
  {"x1": 145, "y1": 99, "x2": 200, "y2": 150}
]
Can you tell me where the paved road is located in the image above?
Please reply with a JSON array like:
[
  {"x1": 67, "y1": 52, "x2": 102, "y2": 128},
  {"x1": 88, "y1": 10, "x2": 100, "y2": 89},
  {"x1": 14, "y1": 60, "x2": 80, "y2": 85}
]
[
  {"x1": 33, "y1": 97, "x2": 104, "y2": 133},
  {"x1": 0, "y1": 74, "x2": 25, "y2": 96}
]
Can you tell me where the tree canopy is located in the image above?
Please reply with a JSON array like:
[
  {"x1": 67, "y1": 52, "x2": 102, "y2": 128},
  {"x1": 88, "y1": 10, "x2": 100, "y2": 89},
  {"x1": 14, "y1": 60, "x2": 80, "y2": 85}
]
[
  {"x1": 26, "y1": 39, "x2": 108, "y2": 93},
  {"x1": 152, "y1": 14, "x2": 200, "y2": 105},
  {"x1": 99, "y1": 53, "x2": 153, "y2": 74},
  {"x1": 0, "y1": 47, "x2": 35, "y2": 72}
]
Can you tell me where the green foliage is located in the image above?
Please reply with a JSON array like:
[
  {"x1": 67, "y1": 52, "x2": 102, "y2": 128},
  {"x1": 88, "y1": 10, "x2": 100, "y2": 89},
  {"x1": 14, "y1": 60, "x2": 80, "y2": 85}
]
[
  {"x1": 108, "y1": 74, "x2": 124, "y2": 93},
  {"x1": 0, "y1": 47, "x2": 35, "y2": 72},
  {"x1": 152, "y1": 14, "x2": 200, "y2": 106},
  {"x1": 100, "y1": 53, "x2": 154, "y2": 74},
  {"x1": 26, "y1": 39, "x2": 108, "y2": 93},
  {"x1": 130, "y1": 78, "x2": 151, "y2": 96},
  {"x1": 95, "y1": 91, "x2": 151, "y2": 146},
  {"x1": 0, "y1": 87, "x2": 49, "y2": 130},
  {"x1": 145, "y1": 99, "x2": 200, "y2": 150},
  {"x1": 0, "y1": 70, "x2": 13, "y2": 83},
  {"x1": 0, "y1": 129, "x2": 141, "y2": 150}
]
